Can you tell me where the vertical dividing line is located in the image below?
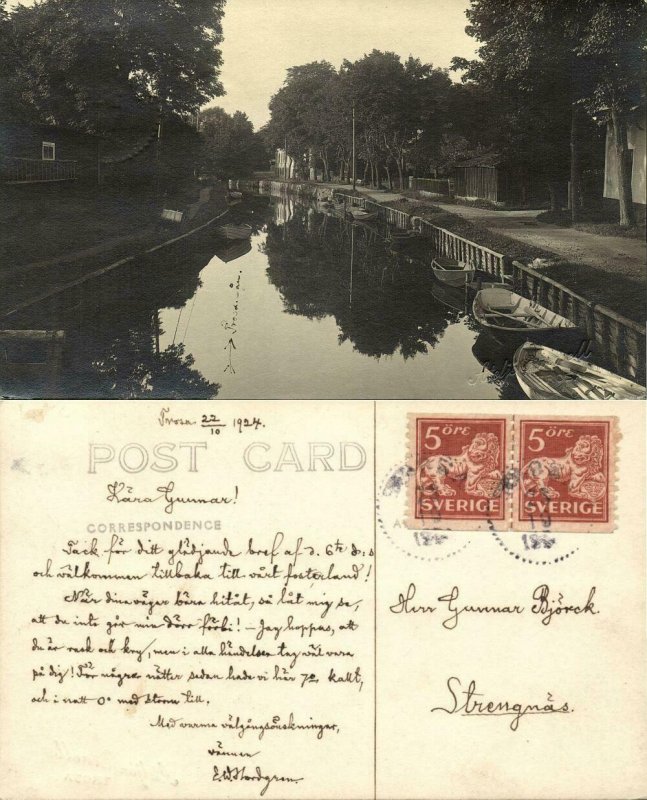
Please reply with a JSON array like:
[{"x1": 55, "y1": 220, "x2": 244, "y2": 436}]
[{"x1": 373, "y1": 400, "x2": 377, "y2": 800}]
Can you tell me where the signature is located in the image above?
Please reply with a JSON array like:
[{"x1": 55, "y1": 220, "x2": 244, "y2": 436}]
[{"x1": 212, "y1": 764, "x2": 303, "y2": 796}]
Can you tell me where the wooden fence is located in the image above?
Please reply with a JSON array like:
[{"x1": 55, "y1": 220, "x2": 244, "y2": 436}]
[
  {"x1": 3, "y1": 157, "x2": 78, "y2": 183},
  {"x1": 453, "y1": 165, "x2": 499, "y2": 202},
  {"x1": 335, "y1": 192, "x2": 509, "y2": 278},
  {"x1": 410, "y1": 177, "x2": 451, "y2": 196},
  {"x1": 512, "y1": 262, "x2": 645, "y2": 381},
  {"x1": 333, "y1": 190, "x2": 645, "y2": 380}
]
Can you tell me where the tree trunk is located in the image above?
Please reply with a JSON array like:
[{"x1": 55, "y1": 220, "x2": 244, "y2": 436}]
[
  {"x1": 569, "y1": 104, "x2": 582, "y2": 223},
  {"x1": 385, "y1": 162, "x2": 393, "y2": 191},
  {"x1": 547, "y1": 182, "x2": 559, "y2": 212},
  {"x1": 321, "y1": 151, "x2": 329, "y2": 182},
  {"x1": 611, "y1": 108, "x2": 636, "y2": 227},
  {"x1": 395, "y1": 156, "x2": 404, "y2": 190}
]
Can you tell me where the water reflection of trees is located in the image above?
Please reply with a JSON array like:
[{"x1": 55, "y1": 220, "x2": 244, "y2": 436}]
[
  {"x1": 62, "y1": 310, "x2": 219, "y2": 398},
  {"x1": 471, "y1": 331, "x2": 525, "y2": 400},
  {"x1": 10, "y1": 230, "x2": 222, "y2": 398},
  {"x1": 263, "y1": 206, "x2": 453, "y2": 360}
]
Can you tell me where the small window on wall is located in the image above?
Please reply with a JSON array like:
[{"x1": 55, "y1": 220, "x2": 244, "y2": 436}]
[{"x1": 42, "y1": 142, "x2": 55, "y2": 161}]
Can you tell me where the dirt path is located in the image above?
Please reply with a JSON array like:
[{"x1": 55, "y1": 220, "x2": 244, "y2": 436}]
[{"x1": 433, "y1": 203, "x2": 646, "y2": 280}]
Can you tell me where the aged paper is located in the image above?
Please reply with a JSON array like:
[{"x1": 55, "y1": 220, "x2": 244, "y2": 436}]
[{"x1": 1, "y1": 399, "x2": 646, "y2": 799}]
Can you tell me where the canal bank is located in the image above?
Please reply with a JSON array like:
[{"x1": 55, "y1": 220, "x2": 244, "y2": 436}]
[
  {"x1": 242, "y1": 177, "x2": 646, "y2": 324},
  {"x1": 243, "y1": 178, "x2": 645, "y2": 382},
  {"x1": 2, "y1": 191, "x2": 643, "y2": 399},
  {"x1": 0, "y1": 181, "x2": 232, "y2": 318}
]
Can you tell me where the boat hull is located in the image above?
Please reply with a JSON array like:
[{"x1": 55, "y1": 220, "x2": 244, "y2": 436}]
[
  {"x1": 514, "y1": 342, "x2": 646, "y2": 400},
  {"x1": 346, "y1": 210, "x2": 378, "y2": 222},
  {"x1": 489, "y1": 324, "x2": 586, "y2": 351},
  {"x1": 431, "y1": 267, "x2": 476, "y2": 287},
  {"x1": 216, "y1": 224, "x2": 252, "y2": 240},
  {"x1": 472, "y1": 288, "x2": 585, "y2": 350}
]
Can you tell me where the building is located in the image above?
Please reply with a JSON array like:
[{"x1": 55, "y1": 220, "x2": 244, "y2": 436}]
[
  {"x1": 452, "y1": 151, "x2": 541, "y2": 207},
  {"x1": 274, "y1": 148, "x2": 297, "y2": 180},
  {"x1": 0, "y1": 122, "x2": 98, "y2": 184},
  {"x1": 603, "y1": 106, "x2": 646, "y2": 222}
]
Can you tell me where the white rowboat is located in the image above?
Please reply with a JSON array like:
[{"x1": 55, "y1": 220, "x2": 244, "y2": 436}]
[
  {"x1": 431, "y1": 256, "x2": 475, "y2": 287},
  {"x1": 514, "y1": 342, "x2": 646, "y2": 400},
  {"x1": 472, "y1": 287, "x2": 583, "y2": 347}
]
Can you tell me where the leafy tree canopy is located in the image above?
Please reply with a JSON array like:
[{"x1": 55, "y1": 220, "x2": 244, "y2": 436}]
[{"x1": 1, "y1": 0, "x2": 225, "y2": 131}]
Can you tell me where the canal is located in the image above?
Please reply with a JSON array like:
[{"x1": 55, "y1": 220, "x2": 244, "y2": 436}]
[{"x1": 0, "y1": 192, "x2": 547, "y2": 399}]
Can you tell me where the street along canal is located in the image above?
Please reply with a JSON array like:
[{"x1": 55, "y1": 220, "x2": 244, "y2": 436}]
[{"x1": 2, "y1": 192, "x2": 629, "y2": 400}]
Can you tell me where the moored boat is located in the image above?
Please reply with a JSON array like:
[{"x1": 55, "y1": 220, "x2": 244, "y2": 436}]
[
  {"x1": 472, "y1": 287, "x2": 583, "y2": 347},
  {"x1": 216, "y1": 223, "x2": 253, "y2": 240},
  {"x1": 346, "y1": 207, "x2": 379, "y2": 222},
  {"x1": 389, "y1": 229, "x2": 420, "y2": 241},
  {"x1": 212, "y1": 238, "x2": 252, "y2": 263},
  {"x1": 513, "y1": 342, "x2": 646, "y2": 400},
  {"x1": 430, "y1": 256, "x2": 476, "y2": 287}
]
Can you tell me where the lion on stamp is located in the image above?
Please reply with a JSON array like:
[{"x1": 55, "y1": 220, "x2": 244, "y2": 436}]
[
  {"x1": 417, "y1": 432, "x2": 502, "y2": 499},
  {"x1": 522, "y1": 434, "x2": 606, "y2": 501}
]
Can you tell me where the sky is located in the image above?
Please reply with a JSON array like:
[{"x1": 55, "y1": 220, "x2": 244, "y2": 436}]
[
  {"x1": 215, "y1": 0, "x2": 477, "y2": 128},
  {"x1": 8, "y1": 0, "x2": 478, "y2": 130}
]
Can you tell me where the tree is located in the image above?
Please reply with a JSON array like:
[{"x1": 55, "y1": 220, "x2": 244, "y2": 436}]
[
  {"x1": 454, "y1": 0, "x2": 645, "y2": 224},
  {"x1": 201, "y1": 107, "x2": 261, "y2": 178},
  {"x1": 267, "y1": 61, "x2": 340, "y2": 179},
  {"x1": 2, "y1": 0, "x2": 225, "y2": 131},
  {"x1": 453, "y1": 1, "x2": 576, "y2": 212},
  {"x1": 341, "y1": 51, "x2": 451, "y2": 188},
  {"x1": 576, "y1": 0, "x2": 646, "y2": 226}
]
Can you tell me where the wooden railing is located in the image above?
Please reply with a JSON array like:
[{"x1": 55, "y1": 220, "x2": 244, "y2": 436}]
[
  {"x1": 262, "y1": 183, "x2": 646, "y2": 382},
  {"x1": 335, "y1": 192, "x2": 509, "y2": 277},
  {"x1": 3, "y1": 157, "x2": 78, "y2": 183},
  {"x1": 512, "y1": 262, "x2": 645, "y2": 381},
  {"x1": 415, "y1": 219, "x2": 509, "y2": 278}
]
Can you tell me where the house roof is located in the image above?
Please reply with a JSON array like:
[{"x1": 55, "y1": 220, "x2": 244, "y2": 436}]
[{"x1": 455, "y1": 151, "x2": 503, "y2": 168}]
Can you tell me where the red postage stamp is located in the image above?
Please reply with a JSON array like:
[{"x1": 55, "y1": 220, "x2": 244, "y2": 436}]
[
  {"x1": 406, "y1": 414, "x2": 617, "y2": 532},
  {"x1": 514, "y1": 417, "x2": 616, "y2": 533},
  {"x1": 407, "y1": 415, "x2": 510, "y2": 530}
]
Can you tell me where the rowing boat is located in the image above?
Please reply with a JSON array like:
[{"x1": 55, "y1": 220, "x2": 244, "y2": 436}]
[
  {"x1": 346, "y1": 207, "x2": 379, "y2": 222},
  {"x1": 513, "y1": 342, "x2": 646, "y2": 400},
  {"x1": 389, "y1": 229, "x2": 420, "y2": 241},
  {"x1": 430, "y1": 256, "x2": 475, "y2": 287},
  {"x1": 472, "y1": 287, "x2": 583, "y2": 347},
  {"x1": 212, "y1": 238, "x2": 252, "y2": 263},
  {"x1": 216, "y1": 223, "x2": 253, "y2": 240}
]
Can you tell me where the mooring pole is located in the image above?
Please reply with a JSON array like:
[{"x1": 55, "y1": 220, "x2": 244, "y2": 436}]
[{"x1": 352, "y1": 105, "x2": 356, "y2": 191}]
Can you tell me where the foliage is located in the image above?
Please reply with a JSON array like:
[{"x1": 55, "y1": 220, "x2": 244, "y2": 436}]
[
  {"x1": 200, "y1": 107, "x2": 267, "y2": 178},
  {"x1": 453, "y1": 0, "x2": 645, "y2": 220},
  {"x1": 92, "y1": 333, "x2": 219, "y2": 399},
  {"x1": 266, "y1": 61, "x2": 342, "y2": 179},
  {"x1": 341, "y1": 51, "x2": 452, "y2": 187},
  {"x1": 1, "y1": 0, "x2": 225, "y2": 132},
  {"x1": 266, "y1": 52, "x2": 452, "y2": 186}
]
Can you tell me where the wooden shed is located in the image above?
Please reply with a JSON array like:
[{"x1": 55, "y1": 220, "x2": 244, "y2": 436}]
[{"x1": 453, "y1": 152, "x2": 536, "y2": 206}]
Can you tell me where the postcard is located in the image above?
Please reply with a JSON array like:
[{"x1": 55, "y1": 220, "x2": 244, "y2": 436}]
[{"x1": 1, "y1": 399, "x2": 645, "y2": 799}]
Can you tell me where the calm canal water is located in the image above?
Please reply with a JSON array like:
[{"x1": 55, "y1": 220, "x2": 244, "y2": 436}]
[{"x1": 2, "y1": 193, "x2": 526, "y2": 399}]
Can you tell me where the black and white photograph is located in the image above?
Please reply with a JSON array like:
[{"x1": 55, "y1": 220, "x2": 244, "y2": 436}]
[{"x1": 1, "y1": 0, "x2": 645, "y2": 399}]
